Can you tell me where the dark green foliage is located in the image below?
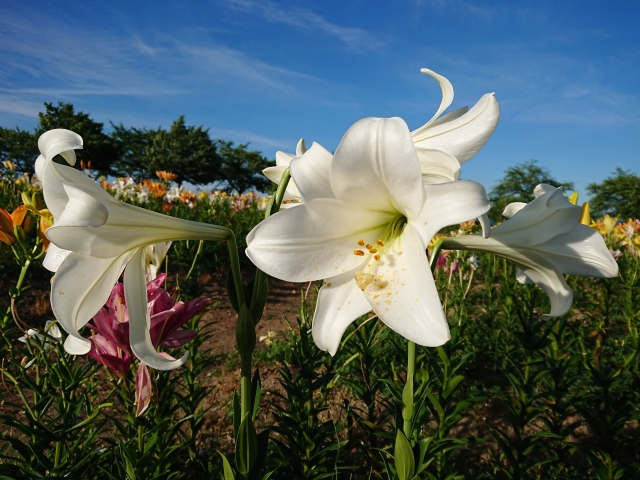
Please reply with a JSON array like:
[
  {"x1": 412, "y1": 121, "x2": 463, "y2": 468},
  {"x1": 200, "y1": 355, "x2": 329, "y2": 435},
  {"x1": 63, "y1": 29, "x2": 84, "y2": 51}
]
[
  {"x1": 0, "y1": 126, "x2": 37, "y2": 174},
  {"x1": 141, "y1": 116, "x2": 222, "y2": 186},
  {"x1": 36, "y1": 102, "x2": 123, "y2": 177},
  {"x1": 587, "y1": 168, "x2": 640, "y2": 219},
  {"x1": 488, "y1": 160, "x2": 574, "y2": 220},
  {"x1": 266, "y1": 290, "x2": 349, "y2": 479},
  {"x1": 218, "y1": 140, "x2": 275, "y2": 194}
]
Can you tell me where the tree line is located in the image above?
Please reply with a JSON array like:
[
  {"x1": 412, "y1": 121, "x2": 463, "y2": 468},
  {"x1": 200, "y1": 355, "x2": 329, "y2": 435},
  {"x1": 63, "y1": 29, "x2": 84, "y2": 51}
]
[{"x1": 0, "y1": 102, "x2": 274, "y2": 193}]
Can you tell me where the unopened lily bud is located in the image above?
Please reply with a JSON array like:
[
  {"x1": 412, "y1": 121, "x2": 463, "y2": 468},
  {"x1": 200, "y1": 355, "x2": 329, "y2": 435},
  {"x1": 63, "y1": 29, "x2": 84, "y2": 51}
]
[
  {"x1": 23, "y1": 214, "x2": 33, "y2": 234},
  {"x1": 13, "y1": 224, "x2": 25, "y2": 244},
  {"x1": 33, "y1": 193, "x2": 43, "y2": 211},
  {"x1": 21, "y1": 192, "x2": 33, "y2": 208},
  {"x1": 580, "y1": 202, "x2": 591, "y2": 226},
  {"x1": 568, "y1": 191, "x2": 579, "y2": 205}
]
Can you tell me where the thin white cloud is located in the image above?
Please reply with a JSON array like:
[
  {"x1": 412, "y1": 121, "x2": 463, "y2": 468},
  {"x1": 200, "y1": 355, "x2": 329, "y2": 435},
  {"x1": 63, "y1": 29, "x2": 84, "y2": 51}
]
[
  {"x1": 208, "y1": 126, "x2": 293, "y2": 151},
  {"x1": 219, "y1": 0, "x2": 385, "y2": 53},
  {"x1": 0, "y1": 8, "x2": 329, "y2": 109},
  {"x1": 409, "y1": 0, "x2": 492, "y2": 21}
]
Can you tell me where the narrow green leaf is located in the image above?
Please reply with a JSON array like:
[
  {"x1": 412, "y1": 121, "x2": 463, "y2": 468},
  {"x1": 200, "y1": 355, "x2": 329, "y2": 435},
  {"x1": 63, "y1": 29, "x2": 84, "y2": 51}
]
[
  {"x1": 235, "y1": 413, "x2": 258, "y2": 475},
  {"x1": 394, "y1": 429, "x2": 415, "y2": 480},
  {"x1": 218, "y1": 452, "x2": 236, "y2": 480},
  {"x1": 251, "y1": 368, "x2": 262, "y2": 422},
  {"x1": 437, "y1": 347, "x2": 450, "y2": 367}
]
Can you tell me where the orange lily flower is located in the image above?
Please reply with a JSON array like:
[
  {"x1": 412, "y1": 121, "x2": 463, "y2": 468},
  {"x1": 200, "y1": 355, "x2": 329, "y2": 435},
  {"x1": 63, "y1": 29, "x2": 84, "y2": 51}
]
[{"x1": 0, "y1": 205, "x2": 28, "y2": 246}]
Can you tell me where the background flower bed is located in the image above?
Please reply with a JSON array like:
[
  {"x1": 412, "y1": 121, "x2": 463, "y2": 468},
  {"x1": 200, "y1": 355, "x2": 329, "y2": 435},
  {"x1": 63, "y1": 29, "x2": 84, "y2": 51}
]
[{"x1": 1, "y1": 175, "x2": 639, "y2": 479}]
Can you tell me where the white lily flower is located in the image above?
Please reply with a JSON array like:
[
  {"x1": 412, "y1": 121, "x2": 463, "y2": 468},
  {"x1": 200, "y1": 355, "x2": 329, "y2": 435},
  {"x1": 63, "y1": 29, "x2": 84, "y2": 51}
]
[
  {"x1": 247, "y1": 117, "x2": 490, "y2": 355},
  {"x1": 36, "y1": 129, "x2": 229, "y2": 370},
  {"x1": 18, "y1": 320, "x2": 62, "y2": 345},
  {"x1": 411, "y1": 68, "x2": 500, "y2": 184},
  {"x1": 442, "y1": 184, "x2": 619, "y2": 318},
  {"x1": 144, "y1": 241, "x2": 172, "y2": 281},
  {"x1": 262, "y1": 138, "x2": 310, "y2": 208}
]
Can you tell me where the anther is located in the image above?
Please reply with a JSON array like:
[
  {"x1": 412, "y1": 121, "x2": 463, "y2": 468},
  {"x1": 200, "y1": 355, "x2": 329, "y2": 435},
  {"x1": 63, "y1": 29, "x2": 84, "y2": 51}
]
[
  {"x1": 376, "y1": 240, "x2": 384, "y2": 247},
  {"x1": 354, "y1": 250, "x2": 365, "y2": 256},
  {"x1": 365, "y1": 244, "x2": 373, "y2": 250},
  {"x1": 374, "y1": 254, "x2": 381, "y2": 261},
  {"x1": 357, "y1": 239, "x2": 365, "y2": 246},
  {"x1": 368, "y1": 248, "x2": 377, "y2": 254}
]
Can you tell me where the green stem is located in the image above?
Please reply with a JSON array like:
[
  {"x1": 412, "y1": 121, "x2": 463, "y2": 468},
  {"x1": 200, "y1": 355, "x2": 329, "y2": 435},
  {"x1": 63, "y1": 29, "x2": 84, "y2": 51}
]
[
  {"x1": 184, "y1": 240, "x2": 203, "y2": 282},
  {"x1": 54, "y1": 441, "x2": 62, "y2": 472},
  {"x1": 226, "y1": 231, "x2": 245, "y2": 307},
  {"x1": 138, "y1": 424, "x2": 144, "y2": 454},
  {"x1": 240, "y1": 356, "x2": 252, "y2": 420},
  {"x1": 403, "y1": 340, "x2": 416, "y2": 439}
]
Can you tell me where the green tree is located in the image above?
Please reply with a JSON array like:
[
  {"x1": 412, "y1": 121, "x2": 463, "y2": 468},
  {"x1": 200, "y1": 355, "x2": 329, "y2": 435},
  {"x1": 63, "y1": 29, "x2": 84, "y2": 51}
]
[
  {"x1": 110, "y1": 123, "x2": 149, "y2": 180},
  {"x1": 141, "y1": 116, "x2": 222, "y2": 185},
  {"x1": 36, "y1": 102, "x2": 123, "y2": 176},
  {"x1": 488, "y1": 159, "x2": 574, "y2": 220},
  {"x1": 0, "y1": 127, "x2": 37, "y2": 174},
  {"x1": 217, "y1": 140, "x2": 275, "y2": 193},
  {"x1": 587, "y1": 168, "x2": 640, "y2": 219}
]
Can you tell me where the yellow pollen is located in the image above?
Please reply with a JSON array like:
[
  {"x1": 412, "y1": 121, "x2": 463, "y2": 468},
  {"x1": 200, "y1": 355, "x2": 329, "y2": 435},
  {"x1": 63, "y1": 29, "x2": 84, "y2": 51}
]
[
  {"x1": 374, "y1": 254, "x2": 381, "y2": 261},
  {"x1": 369, "y1": 248, "x2": 377, "y2": 254},
  {"x1": 355, "y1": 272, "x2": 374, "y2": 290},
  {"x1": 365, "y1": 244, "x2": 373, "y2": 250},
  {"x1": 354, "y1": 250, "x2": 365, "y2": 256},
  {"x1": 357, "y1": 239, "x2": 365, "y2": 246},
  {"x1": 376, "y1": 240, "x2": 384, "y2": 247},
  {"x1": 326, "y1": 282, "x2": 332, "y2": 287}
]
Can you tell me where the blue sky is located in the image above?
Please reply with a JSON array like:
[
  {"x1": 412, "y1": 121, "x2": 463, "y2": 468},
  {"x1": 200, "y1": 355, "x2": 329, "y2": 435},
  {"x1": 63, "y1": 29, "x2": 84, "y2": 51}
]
[{"x1": 1, "y1": 0, "x2": 639, "y2": 197}]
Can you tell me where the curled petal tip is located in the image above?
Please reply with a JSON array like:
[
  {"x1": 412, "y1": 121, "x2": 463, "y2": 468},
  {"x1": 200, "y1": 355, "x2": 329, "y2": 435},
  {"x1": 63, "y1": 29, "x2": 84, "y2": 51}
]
[
  {"x1": 478, "y1": 214, "x2": 491, "y2": 238},
  {"x1": 64, "y1": 335, "x2": 91, "y2": 355}
]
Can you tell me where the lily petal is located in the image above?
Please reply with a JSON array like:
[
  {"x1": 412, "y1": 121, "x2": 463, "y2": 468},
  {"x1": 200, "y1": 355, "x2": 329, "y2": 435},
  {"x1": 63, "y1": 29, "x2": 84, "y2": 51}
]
[
  {"x1": 38, "y1": 129, "x2": 82, "y2": 166},
  {"x1": 246, "y1": 198, "x2": 394, "y2": 282},
  {"x1": 492, "y1": 188, "x2": 580, "y2": 245},
  {"x1": 414, "y1": 68, "x2": 455, "y2": 129},
  {"x1": 518, "y1": 261, "x2": 573, "y2": 319},
  {"x1": 413, "y1": 181, "x2": 490, "y2": 247},
  {"x1": 46, "y1": 165, "x2": 229, "y2": 259},
  {"x1": 124, "y1": 248, "x2": 188, "y2": 370},
  {"x1": 362, "y1": 224, "x2": 450, "y2": 346},
  {"x1": 289, "y1": 142, "x2": 334, "y2": 202},
  {"x1": 415, "y1": 148, "x2": 461, "y2": 184},
  {"x1": 412, "y1": 92, "x2": 500, "y2": 164},
  {"x1": 503, "y1": 202, "x2": 527, "y2": 218},
  {"x1": 312, "y1": 268, "x2": 371, "y2": 355},
  {"x1": 331, "y1": 117, "x2": 424, "y2": 218},
  {"x1": 135, "y1": 362, "x2": 152, "y2": 417},
  {"x1": 53, "y1": 251, "x2": 134, "y2": 355},
  {"x1": 263, "y1": 165, "x2": 302, "y2": 201},
  {"x1": 43, "y1": 243, "x2": 71, "y2": 272}
]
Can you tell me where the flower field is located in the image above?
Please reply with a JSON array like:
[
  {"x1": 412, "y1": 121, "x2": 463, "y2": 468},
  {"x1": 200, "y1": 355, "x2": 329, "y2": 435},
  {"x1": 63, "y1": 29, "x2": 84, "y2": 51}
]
[{"x1": 1, "y1": 167, "x2": 639, "y2": 479}]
